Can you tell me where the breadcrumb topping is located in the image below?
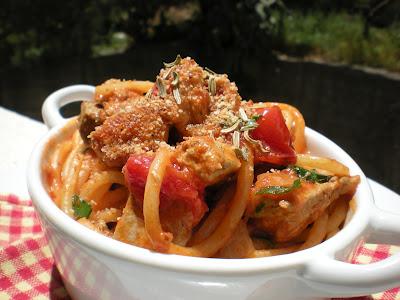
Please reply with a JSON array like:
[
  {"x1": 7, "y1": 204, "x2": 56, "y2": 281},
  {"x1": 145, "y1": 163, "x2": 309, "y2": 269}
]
[{"x1": 79, "y1": 56, "x2": 243, "y2": 167}]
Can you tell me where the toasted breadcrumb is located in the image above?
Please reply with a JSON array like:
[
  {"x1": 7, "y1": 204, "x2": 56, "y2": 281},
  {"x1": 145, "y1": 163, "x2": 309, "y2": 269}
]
[{"x1": 80, "y1": 57, "x2": 242, "y2": 167}]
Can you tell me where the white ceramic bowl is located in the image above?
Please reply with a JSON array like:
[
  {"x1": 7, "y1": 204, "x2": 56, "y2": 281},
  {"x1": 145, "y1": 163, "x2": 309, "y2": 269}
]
[{"x1": 28, "y1": 85, "x2": 400, "y2": 300}]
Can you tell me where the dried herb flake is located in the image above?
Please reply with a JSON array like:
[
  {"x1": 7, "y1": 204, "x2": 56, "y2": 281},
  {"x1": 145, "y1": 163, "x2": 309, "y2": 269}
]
[
  {"x1": 156, "y1": 77, "x2": 166, "y2": 97},
  {"x1": 234, "y1": 147, "x2": 248, "y2": 161},
  {"x1": 208, "y1": 76, "x2": 216, "y2": 96},
  {"x1": 164, "y1": 54, "x2": 182, "y2": 68}
]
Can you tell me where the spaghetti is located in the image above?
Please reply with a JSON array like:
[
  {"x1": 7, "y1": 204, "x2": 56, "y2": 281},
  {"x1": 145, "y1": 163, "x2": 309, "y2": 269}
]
[{"x1": 43, "y1": 56, "x2": 360, "y2": 258}]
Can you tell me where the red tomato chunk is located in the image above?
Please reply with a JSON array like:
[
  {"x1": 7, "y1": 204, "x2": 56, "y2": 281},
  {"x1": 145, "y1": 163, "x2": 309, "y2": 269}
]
[
  {"x1": 250, "y1": 106, "x2": 296, "y2": 166},
  {"x1": 123, "y1": 154, "x2": 208, "y2": 225}
]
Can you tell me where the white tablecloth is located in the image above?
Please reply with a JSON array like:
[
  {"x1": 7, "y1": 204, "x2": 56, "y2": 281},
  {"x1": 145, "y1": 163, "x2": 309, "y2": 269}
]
[{"x1": 0, "y1": 107, "x2": 47, "y2": 199}]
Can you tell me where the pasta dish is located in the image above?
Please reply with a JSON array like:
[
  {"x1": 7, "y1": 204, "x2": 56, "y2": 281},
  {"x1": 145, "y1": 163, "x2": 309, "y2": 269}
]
[{"x1": 43, "y1": 55, "x2": 360, "y2": 258}]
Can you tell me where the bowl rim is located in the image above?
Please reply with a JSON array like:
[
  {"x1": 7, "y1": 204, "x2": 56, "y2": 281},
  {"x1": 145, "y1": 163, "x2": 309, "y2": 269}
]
[{"x1": 27, "y1": 121, "x2": 373, "y2": 275}]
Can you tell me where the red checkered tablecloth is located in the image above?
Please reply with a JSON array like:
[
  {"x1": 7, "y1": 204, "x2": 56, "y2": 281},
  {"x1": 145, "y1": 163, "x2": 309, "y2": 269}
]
[
  {"x1": 0, "y1": 195, "x2": 68, "y2": 300},
  {"x1": 0, "y1": 194, "x2": 399, "y2": 300}
]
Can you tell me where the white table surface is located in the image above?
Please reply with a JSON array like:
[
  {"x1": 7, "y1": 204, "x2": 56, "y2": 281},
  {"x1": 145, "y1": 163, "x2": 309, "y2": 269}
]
[{"x1": 0, "y1": 107, "x2": 47, "y2": 199}]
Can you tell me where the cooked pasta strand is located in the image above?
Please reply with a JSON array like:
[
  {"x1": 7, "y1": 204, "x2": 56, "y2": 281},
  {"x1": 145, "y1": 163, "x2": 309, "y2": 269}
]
[
  {"x1": 296, "y1": 154, "x2": 349, "y2": 176},
  {"x1": 143, "y1": 146, "x2": 173, "y2": 251},
  {"x1": 189, "y1": 186, "x2": 235, "y2": 245},
  {"x1": 90, "y1": 207, "x2": 122, "y2": 223},
  {"x1": 326, "y1": 228, "x2": 339, "y2": 239},
  {"x1": 60, "y1": 133, "x2": 83, "y2": 216},
  {"x1": 327, "y1": 198, "x2": 348, "y2": 234},
  {"x1": 129, "y1": 80, "x2": 154, "y2": 94},
  {"x1": 114, "y1": 196, "x2": 153, "y2": 249},
  {"x1": 254, "y1": 245, "x2": 300, "y2": 257},
  {"x1": 167, "y1": 149, "x2": 254, "y2": 257},
  {"x1": 47, "y1": 139, "x2": 73, "y2": 206},
  {"x1": 98, "y1": 188, "x2": 129, "y2": 211},
  {"x1": 216, "y1": 221, "x2": 255, "y2": 258},
  {"x1": 80, "y1": 171, "x2": 126, "y2": 210},
  {"x1": 41, "y1": 69, "x2": 359, "y2": 260},
  {"x1": 77, "y1": 155, "x2": 93, "y2": 191},
  {"x1": 288, "y1": 227, "x2": 311, "y2": 244},
  {"x1": 299, "y1": 212, "x2": 329, "y2": 250}
]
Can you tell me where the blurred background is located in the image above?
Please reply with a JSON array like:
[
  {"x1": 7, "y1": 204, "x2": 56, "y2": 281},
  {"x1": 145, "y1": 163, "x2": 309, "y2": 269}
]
[{"x1": 0, "y1": 0, "x2": 399, "y2": 193}]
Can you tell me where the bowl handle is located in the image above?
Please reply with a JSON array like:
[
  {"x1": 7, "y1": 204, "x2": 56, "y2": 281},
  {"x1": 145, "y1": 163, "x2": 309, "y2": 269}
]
[
  {"x1": 42, "y1": 85, "x2": 95, "y2": 129},
  {"x1": 302, "y1": 205, "x2": 400, "y2": 297}
]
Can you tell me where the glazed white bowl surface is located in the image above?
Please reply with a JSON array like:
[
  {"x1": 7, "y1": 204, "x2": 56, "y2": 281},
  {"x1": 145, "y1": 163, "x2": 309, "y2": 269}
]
[{"x1": 27, "y1": 85, "x2": 400, "y2": 300}]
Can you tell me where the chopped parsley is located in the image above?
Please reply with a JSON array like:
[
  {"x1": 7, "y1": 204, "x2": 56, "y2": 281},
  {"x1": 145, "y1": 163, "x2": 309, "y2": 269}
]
[
  {"x1": 291, "y1": 166, "x2": 331, "y2": 183},
  {"x1": 72, "y1": 195, "x2": 92, "y2": 218},
  {"x1": 256, "y1": 179, "x2": 301, "y2": 195},
  {"x1": 250, "y1": 114, "x2": 261, "y2": 121}
]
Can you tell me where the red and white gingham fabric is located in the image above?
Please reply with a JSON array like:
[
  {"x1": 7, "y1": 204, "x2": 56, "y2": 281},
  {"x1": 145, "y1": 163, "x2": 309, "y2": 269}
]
[
  {"x1": 0, "y1": 194, "x2": 399, "y2": 300},
  {"x1": 0, "y1": 195, "x2": 69, "y2": 300}
]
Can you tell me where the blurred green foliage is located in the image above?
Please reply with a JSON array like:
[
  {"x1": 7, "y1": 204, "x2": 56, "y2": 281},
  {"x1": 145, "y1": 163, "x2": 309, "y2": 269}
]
[
  {"x1": 0, "y1": 0, "x2": 283, "y2": 67},
  {"x1": 0, "y1": 0, "x2": 399, "y2": 72},
  {"x1": 281, "y1": 11, "x2": 400, "y2": 72}
]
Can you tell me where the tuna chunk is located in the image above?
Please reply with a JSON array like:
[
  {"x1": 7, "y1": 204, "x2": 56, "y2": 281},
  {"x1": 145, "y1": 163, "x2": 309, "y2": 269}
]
[
  {"x1": 173, "y1": 136, "x2": 241, "y2": 185},
  {"x1": 79, "y1": 101, "x2": 106, "y2": 142},
  {"x1": 79, "y1": 57, "x2": 243, "y2": 168},
  {"x1": 252, "y1": 170, "x2": 360, "y2": 242},
  {"x1": 78, "y1": 79, "x2": 148, "y2": 143},
  {"x1": 123, "y1": 154, "x2": 208, "y2": 246},
  {"x1": 89, "y1": 105, "x2": 169, "y2": 167}
]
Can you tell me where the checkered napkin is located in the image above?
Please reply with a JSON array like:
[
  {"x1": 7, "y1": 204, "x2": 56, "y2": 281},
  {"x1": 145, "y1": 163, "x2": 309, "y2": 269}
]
[
  {"x1": 0, "y1": 194, "x2": 399, "y2": 300},
  {"x1": 0, "y1": 195, "x2": 69, "y2": 300}
]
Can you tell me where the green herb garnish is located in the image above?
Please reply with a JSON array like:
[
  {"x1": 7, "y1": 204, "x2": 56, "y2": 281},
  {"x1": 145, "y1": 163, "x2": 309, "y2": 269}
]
[
  {"x1": 291, "y1": 166, "x2": 331, "y2": 183},
  {"x1": 72, "y1": 195, "x2": 92, "y2": 218},
  {"x1": 256, "y1": 179, "x2": 301, "y2": 195},
  {"x1": 250, "y1": 114, "x2": 261, "y2": 121}
]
